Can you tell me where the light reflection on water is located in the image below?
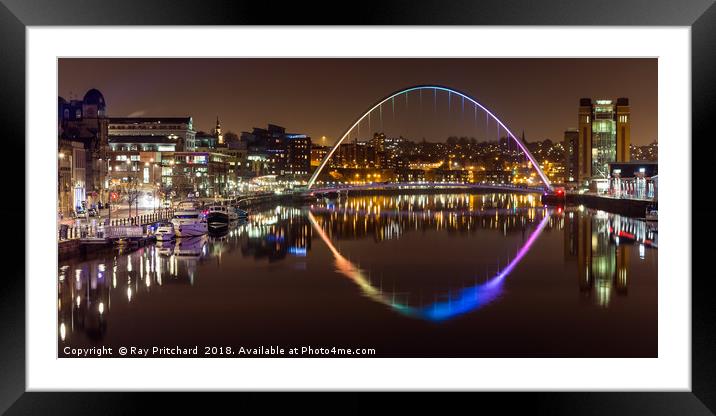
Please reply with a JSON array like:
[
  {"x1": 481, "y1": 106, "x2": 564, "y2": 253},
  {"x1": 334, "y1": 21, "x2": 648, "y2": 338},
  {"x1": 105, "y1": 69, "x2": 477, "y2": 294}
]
[{"x1": 58, "y1": 193, "x2": 657, "y2": 357}]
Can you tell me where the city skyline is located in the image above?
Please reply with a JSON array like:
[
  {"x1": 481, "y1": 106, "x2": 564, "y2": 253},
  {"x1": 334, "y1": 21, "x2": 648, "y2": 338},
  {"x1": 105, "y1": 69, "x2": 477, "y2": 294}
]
[
  {"x1": 58, "y1": 58, "x2": 658, "y2": 146},
  {"x1": 56, "y1": 58, "x2": 659, "y2": 361}
]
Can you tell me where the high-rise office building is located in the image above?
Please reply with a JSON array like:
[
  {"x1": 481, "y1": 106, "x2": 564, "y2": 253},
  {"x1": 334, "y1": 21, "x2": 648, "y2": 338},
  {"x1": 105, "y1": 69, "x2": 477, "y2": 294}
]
[
  {"x1": 577, "y1": 98, "x2": 630, "y2": 183},
  {"x1": 285, "y1": 134, "x2": 311, "y2": 176}
]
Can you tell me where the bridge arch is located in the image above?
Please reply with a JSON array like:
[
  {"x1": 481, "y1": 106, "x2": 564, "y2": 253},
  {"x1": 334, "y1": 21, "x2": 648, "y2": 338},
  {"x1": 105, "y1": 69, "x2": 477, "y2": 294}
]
[{"x1": 307, "y1": 85, "x2": 552, "y2": 191}]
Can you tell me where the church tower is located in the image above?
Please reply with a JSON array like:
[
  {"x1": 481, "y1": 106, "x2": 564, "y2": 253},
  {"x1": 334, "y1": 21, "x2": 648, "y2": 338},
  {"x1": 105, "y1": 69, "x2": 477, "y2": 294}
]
[{"x1": 215, "y1": 116, "x2": 224, "y2": 145}]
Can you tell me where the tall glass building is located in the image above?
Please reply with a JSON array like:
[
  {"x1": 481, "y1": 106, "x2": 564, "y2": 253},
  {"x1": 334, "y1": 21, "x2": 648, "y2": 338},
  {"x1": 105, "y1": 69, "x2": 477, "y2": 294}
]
[
  {"x1": 576, "y1": 98, "x2": 631, "y2": 184},
  {"x1": 591, "y1": 100, "x2": 617, "y2": 178}
]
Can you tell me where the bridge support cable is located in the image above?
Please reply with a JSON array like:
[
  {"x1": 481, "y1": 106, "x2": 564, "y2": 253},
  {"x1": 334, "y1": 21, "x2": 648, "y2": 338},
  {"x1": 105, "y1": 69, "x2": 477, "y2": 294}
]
[{"x1": 307, "y1": 85, "x2": 553, "y2": 191}]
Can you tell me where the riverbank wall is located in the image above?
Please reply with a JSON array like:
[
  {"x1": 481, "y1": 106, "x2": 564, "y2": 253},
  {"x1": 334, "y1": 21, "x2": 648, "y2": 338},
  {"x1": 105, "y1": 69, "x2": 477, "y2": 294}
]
[
  {"x1": 58, "y1": 236, "x2": 155, "y2": 262},
  {"x1": 542, "y1": 193, "x2": 655, "y2": 218}
]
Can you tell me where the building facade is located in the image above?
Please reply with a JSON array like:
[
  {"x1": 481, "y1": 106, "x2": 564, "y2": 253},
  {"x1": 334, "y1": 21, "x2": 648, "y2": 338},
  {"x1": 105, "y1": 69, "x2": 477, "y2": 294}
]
[
  {"x1": 310, "y1": 145, "x2": 330, "y2": 167},
  {"x1": 58, "y1": 89, "x2": 110, "y2": 212},
  {"x1": 285, "y1": 134, "x2": 311, "y2": 176},
  {"x1": 161, "y1": 152, "x2": 230, "y2": 198},
  {"x1": 240, "y1": 124, "x2": 312, "y2": 179},
  {"x1": 108, "y1": 117, "x2": 196, "y2": 151},
  {"x1": 563, "y1": 128, "x2": 579, "y2": 183},
  {"x1": 607, "y1": 161, "x2": 658, "y2": 200},
  {"x1": 577, "y1": 98, "x2": 631, "y2": 184},
  {"x1": 330, "y1": 139, "x2": 379, "y2": 169},
  {"x1": 329, "y1": 134, "x2": 406, "y2": 170},
  {"x1": 107, "y1": 136, "x2": 167, "y2": 187},
  {"x1": 57, "y1": 140, "x2": 87, "y2": 215}
]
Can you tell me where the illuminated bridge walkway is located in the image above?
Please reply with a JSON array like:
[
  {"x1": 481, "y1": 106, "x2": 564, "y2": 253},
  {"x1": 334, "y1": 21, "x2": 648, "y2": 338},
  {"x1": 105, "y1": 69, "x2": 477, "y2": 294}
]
[{"x1": 306, "y1": 85, "x2": 554, "y2": 193}]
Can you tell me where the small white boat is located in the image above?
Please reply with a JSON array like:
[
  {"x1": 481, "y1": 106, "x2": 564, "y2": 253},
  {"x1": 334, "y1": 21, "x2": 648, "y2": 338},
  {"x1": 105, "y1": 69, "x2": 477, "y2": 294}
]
[
  {"x1": 154, "y1": 222, "x2": 176, "y2": 241},
  {"x1": 171, "y1": 200, "x2": 208, "y2": 238}
]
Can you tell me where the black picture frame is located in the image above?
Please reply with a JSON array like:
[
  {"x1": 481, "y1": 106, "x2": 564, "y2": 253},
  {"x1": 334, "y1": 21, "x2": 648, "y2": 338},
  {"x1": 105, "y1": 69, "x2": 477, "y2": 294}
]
[{"x1": 1, "y1": 0, "x2": 712, "y2": 413}]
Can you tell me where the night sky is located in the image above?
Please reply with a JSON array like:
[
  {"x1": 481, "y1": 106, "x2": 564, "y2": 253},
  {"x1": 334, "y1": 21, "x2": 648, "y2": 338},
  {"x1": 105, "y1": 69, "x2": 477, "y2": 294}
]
[{"x1": 58, "y1": 58, "x2": 657, "y2": 146}]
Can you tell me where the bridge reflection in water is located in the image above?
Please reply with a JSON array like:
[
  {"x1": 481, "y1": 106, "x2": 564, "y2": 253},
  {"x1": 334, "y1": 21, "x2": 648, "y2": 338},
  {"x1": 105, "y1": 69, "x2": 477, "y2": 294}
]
[
  {"x1": 58, "y1": 193, "x2": 657, "y2": 349},
  {"x1": 308, "y1": 202, "x2": 549, "y2": 321}
]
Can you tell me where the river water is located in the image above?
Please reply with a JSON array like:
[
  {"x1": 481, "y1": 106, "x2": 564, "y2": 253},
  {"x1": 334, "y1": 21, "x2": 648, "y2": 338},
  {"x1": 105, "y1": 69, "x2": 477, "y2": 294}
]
[{"x1": 58, "y1": 193, "x2": 657, "y2": 357}]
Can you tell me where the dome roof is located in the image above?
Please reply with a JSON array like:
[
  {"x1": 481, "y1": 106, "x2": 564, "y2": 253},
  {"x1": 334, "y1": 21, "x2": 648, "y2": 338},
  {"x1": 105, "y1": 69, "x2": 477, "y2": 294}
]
[
  {"x1": 58, "y1": 97, "x2": 67, "y2": 119},
  {"x1": 83, "y1": 88, "x2": 106, "y2": 109}
]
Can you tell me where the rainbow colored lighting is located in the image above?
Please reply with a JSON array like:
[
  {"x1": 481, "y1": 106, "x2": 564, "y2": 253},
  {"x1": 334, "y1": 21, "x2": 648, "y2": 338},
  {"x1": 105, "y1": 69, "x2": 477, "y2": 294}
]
[
  {"x1": 308, "y1": 209, "x2": 551, "y2": 322},
  {"x1": 418, "y1": 213, "x2": 551, "y2": 321}
]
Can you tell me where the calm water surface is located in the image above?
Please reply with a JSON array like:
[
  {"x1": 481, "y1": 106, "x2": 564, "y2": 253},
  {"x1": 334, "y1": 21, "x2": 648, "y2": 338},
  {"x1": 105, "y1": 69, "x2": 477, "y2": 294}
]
[{"x1": 58, "y1": 193, "x2": 657, "y2": 357}]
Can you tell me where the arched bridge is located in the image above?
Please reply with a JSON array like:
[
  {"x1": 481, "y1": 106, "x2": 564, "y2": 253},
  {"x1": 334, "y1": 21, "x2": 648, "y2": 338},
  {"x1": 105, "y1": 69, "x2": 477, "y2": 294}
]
[{"x1": 306, "y1": 85, "x2": 553, "y2": 192}]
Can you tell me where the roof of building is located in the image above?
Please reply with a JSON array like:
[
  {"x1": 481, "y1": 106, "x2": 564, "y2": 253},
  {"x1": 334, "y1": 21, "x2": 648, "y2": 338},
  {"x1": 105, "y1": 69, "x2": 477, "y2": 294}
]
[
  {"x1": 108, "y1": 135, "x2": 179, "y2": 144},
  {"x1": 109, "y1": 117, "x2": 192, "y2": 124},
  {"x1": 83, "y1": 89, "x2": 106, "y2": 108}
]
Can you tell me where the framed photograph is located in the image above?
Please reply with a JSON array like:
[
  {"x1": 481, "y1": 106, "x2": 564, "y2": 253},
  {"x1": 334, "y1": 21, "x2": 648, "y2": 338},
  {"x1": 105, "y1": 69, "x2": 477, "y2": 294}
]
[{"x1": 2, "y1": 0, "x2": 712, "y2": 413}]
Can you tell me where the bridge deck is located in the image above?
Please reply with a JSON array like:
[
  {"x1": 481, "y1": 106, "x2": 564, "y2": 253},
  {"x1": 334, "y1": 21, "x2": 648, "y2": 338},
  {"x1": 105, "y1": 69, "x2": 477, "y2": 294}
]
[{"x1": 306, "y1": 182, "x2": 545, "y2": 195}]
